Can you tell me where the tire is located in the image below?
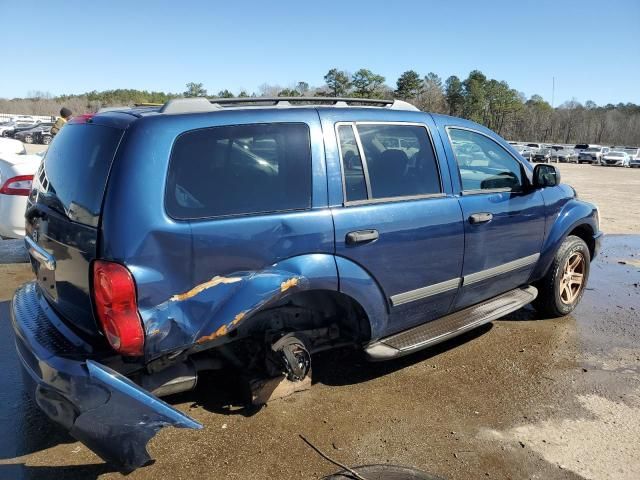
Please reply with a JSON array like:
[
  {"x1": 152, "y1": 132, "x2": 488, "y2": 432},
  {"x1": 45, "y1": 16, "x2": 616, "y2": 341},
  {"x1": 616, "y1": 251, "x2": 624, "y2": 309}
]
[
  {"x1": 533, "y1": 235, "x2": 590, "y2": 318},
  {"x1": 42, "y1": 135, "x2": 52, "y2": 145},
  {"x1": 24, "y1": 135, "x2": 33, "y2": 144}
]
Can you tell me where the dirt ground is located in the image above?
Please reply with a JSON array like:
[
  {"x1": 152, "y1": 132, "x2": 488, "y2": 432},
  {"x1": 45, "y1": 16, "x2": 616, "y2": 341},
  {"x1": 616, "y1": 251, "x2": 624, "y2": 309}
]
[{"x1": 0, "y1": 163, "x2": 638, "y2": 480}]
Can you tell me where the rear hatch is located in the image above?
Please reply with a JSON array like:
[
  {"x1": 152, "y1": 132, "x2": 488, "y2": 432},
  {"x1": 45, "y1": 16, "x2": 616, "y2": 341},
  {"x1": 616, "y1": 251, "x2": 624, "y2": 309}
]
[{"x1": 25, "y1": 121, "x2": 123, "y2": 336}]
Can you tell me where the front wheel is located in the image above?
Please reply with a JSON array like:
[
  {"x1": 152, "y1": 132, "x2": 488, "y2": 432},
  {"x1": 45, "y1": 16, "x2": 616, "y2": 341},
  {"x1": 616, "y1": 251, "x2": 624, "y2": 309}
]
[
  {"x1": 533, "y1": 235, "x2": 590, "y2": 317},
  {"x1": 24, "y1": 135, "x2": 33, "y2": 144}
]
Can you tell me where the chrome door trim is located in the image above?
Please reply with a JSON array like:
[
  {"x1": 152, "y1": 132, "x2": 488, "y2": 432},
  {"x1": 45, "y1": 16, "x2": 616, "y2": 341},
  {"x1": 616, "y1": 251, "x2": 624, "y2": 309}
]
[
  {"x1": 391, "y1": 277, "x2": 461, "y2": 307},
  {"x1": 463, "y1": 253, "x2": 539, "y2": 286}
]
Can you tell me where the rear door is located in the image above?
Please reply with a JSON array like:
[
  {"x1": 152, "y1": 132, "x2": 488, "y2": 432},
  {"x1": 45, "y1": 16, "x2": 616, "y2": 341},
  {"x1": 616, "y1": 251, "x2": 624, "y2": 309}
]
[
  {"x1": 441, "y1": 125, "x2": 545, "y2": 310},
  {"x1": 26, "y1": 121, "x2": 124, "y2": 336},
  {"x1": 321, "y1": 110, "x2": 464, "y2": 336}
]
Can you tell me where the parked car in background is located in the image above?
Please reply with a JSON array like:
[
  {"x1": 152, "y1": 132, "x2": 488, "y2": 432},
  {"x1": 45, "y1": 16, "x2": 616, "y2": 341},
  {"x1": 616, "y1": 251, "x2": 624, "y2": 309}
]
[
  {"x1": 0, "y1": 121, "x2": 34, "y2": 137},
  {"x1": 10, "y1": 115, "x2": 38, "y2": 124},
  {"x1": 12, "y1": 97, "x2": 601, "y2": 471},
  {"x1": 574, "y1": 144, "x2": 592, "y2": 155},
  {"x1": 512, "y1": 144, "x2": 534, "y2": 161},
  {"x1": 14, "y1": 122, "x2": 54, "y2": 144},
  {"x1": 622, "y1": 147, "x2": 640, "y2": 167},
  {"x1": 553, "y1": 148, "x2": 578, "y2": 163},
  {"x1": 0, "y1": 137, "x2": 27, "y2": 155},
  {"x1": 0, "y1": 151, "x2": 41, "y2": 238},
  {"x1": 533, "y1": 147, "x2": 553, "y2": 162},
  {"x1": 578, "y1": 146, "x2": 610, "y2": 164},
  {"x1": 601, "y1": 151, "x2": 630, "y2": 167}
]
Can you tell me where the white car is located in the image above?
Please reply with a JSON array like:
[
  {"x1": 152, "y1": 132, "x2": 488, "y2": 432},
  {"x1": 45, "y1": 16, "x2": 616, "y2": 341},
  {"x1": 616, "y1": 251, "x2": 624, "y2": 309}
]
[
  {"x1": 0, "y1": 137, "x2": 27, "y2": 155},
  {"x1": 601, "y1": 151, "x2": 630, "y2": 167},
  {"x1": 0, "y1": 152, "x2": 42, "y2": 238}
]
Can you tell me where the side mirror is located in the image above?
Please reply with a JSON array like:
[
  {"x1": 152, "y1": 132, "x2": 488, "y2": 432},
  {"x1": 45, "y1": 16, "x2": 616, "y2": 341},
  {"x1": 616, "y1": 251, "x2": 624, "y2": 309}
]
[{"x1": 533, "y1": 163, "x2": 561, "y2": 188}]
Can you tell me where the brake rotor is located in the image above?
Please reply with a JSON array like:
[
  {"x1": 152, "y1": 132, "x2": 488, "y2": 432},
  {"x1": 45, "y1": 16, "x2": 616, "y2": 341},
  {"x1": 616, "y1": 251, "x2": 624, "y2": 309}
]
[{"x1": 271, "y1": 334, "x2": 311, "y2": 382}]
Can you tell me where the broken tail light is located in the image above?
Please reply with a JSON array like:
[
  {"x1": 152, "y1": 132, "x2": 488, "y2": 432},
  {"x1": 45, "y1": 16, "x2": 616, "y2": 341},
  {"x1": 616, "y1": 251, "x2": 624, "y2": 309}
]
[
  {"x1": 92, "y1": 260, "x2": 145, "y2": 356},
  {"x1": 0, "y1": 175, "x2": 33, "y2": 196}
]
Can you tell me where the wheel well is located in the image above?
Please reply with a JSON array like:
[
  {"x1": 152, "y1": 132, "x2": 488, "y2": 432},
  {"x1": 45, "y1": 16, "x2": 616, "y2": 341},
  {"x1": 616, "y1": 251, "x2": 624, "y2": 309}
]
[
  {"x1": 568, "y1": 224, "x2": 595, "y2": 259},
  {"x1": 248, "y1": 289, "x2": 372, "y2": 345}
]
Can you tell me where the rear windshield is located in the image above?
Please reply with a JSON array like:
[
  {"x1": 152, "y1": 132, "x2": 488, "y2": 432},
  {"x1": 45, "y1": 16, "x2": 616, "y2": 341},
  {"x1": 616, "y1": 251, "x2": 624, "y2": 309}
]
[
  {"x1": 575, "y1": 144, "x2": 589, "y2": 149},
  {"x1": 166, "y1": 123, "x2": 312, "y2": 219},
  {"x1": 36, "y1": 123, "x2": 122, "y2": 227}
]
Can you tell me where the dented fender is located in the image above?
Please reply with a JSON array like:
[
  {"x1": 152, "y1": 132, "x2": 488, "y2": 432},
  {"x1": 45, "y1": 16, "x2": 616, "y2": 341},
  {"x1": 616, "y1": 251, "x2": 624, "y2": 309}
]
[{"x1": 141, "y1": 253, "x2": 339, "y2": 357}]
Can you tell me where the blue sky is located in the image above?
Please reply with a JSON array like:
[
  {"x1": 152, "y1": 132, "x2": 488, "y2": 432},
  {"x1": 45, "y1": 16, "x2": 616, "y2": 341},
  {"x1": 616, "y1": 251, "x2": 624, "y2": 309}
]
[{"x1": 2, "y1": 0, "x2": 638, "y2": 105}]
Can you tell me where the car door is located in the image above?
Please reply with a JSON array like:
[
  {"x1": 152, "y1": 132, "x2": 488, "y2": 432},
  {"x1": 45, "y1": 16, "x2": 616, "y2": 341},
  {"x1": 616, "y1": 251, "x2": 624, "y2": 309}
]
[
  {"x1": 320, "y1": 109, "x2": 465, "y2": 336},
  {"x1": 440, "y1": 125, "x2": 546, "y2": 310}
]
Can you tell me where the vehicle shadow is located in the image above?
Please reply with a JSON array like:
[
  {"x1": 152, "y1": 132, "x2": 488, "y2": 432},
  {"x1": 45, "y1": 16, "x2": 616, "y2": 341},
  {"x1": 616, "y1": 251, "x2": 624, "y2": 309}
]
[
  {"x1": 312, "y1": 322, "x2": 494, "y2": 387},
  {"x1": 183, "y1": 322, "x2": 494, "y2": 416},
  {"x1": 0, "y1": 463, "x2": 117, "y2": 480}
]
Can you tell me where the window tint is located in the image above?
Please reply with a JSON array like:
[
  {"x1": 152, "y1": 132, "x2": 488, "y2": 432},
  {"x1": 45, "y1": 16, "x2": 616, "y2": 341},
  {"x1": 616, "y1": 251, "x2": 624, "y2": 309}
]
[
  {"x1": 449, "y1": 128, "x2": 523, "y2": 192},
  {"x1": 337, "y1": 123, "x2": 441, "y2": 202},
  {"x1": 337, "y1": 125, "x2": 367, "y2": 202},
  {"x1": 166, "y1": 123, "x2": 311, "y2": 219},
  {"x1": 358, "y1": 124, "x2": 440, "y2": 199}
]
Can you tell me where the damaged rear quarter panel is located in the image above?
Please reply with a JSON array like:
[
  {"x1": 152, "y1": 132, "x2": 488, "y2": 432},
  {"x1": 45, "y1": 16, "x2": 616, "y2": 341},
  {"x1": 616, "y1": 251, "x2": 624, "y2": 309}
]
[
  {"x1": 99, "y1": 110, "x2": 336, "y2": 358},
  {"x1": 140, "y1": 252, "x2": 339, "y2": 356}
]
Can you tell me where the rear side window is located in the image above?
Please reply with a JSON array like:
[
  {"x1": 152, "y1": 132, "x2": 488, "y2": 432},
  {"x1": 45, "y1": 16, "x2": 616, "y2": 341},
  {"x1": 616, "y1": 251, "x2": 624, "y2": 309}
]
[
  {"x1": 166, "y1": 123, "x2": 311, "y2": 219},
  {"x1": 38, "y1": 124, "x2": 123, "y2": 227},
  {"x1": 337, "y1": 123, "x2": 441, "y2": 202}
]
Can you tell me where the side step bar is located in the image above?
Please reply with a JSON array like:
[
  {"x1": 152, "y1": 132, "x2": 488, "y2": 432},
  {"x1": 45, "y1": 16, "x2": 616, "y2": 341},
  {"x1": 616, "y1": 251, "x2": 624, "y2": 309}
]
[{"x1": 365, "y1": 286, "x2": 538, "y2": 360}]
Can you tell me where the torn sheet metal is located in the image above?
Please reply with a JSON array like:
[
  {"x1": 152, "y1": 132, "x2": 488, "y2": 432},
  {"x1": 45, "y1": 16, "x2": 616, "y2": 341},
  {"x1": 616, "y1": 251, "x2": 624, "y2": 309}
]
[
  {"x1": 69, "y1": 360, "x2": 201, "y2": 472},
  {"x1": 141, "y1": 269, "x2": 309, "y2": 357}
]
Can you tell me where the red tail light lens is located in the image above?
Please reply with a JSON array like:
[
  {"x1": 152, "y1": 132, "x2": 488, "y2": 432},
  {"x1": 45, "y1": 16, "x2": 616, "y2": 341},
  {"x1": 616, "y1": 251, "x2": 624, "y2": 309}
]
[
  {"x1": 0, "y1": 175, "x2": 33, "y2": 196},
  {"x1": 92, "y1": 260, "x2": 145, "y2": 356}
]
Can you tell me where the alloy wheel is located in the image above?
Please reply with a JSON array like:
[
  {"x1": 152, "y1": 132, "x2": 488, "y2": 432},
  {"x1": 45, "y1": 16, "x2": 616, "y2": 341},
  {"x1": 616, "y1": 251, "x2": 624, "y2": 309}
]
[{"x1": 560, "y1": 251, "x2": 585, "y2": 304}]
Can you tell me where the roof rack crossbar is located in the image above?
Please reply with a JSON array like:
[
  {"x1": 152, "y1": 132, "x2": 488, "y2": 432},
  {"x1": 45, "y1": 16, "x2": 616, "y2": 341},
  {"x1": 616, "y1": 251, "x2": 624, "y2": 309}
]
[{"x1": 208, "y1": 96, "x2": 394, "y2": 106}]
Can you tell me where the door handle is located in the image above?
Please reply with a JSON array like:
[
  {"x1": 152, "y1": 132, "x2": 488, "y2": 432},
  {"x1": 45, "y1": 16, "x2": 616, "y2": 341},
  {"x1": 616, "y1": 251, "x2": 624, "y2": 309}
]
[
  {"x1": 469, "y1": 212, "x2": 493, "y2": 224},
  {"x1": 346, "y1": 229, "x2": 379, "y2": 245}
]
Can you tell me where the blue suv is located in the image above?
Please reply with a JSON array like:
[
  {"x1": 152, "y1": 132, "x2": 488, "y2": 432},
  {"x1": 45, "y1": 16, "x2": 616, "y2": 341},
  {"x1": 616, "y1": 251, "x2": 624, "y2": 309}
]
[{"x1": 12, "y1": 97, "x2": 602, "y2": 471}]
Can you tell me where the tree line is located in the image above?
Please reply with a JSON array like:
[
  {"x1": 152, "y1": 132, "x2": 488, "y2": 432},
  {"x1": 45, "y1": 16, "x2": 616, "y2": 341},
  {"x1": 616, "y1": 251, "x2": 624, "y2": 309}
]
[{"x1": 2, "y1": 69, "x2": 639, "y2": 146}]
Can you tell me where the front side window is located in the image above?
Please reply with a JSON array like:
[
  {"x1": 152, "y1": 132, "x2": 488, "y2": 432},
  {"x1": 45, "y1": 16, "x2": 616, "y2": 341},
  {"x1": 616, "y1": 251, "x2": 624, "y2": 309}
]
[
  {"x1": 449, "y1": 128, "x2": 524, "y2": 192},
  {"x1": 337, "y1": 123, "x2": 441, "y2": 202},
  {"x1": 166, "y1": 123, "x2": 311, "y2": 219}
]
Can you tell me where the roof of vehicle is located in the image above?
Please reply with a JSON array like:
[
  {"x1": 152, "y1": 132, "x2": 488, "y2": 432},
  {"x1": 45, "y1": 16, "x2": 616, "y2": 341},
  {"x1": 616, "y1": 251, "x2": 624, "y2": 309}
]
[{"x1": 88, "y1": 97, "x2": 499, "y2": 142}]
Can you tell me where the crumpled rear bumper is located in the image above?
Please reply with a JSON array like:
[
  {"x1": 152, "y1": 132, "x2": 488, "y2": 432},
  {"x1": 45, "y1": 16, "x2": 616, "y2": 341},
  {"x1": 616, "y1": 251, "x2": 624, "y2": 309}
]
[{"x1": 11, "y1": 282, "x2": 201, "y2": 472}]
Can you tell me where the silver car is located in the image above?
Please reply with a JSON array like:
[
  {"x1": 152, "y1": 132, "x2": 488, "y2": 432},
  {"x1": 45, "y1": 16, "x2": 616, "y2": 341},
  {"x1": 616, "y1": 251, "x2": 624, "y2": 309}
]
[{"x1": 601, "y1": 151, "x2": 630, "y2": 167}]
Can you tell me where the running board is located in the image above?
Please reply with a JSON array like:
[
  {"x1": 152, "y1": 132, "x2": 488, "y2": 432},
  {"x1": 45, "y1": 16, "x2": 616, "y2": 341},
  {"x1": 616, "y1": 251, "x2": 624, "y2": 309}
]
[{"x1": 365, "y1": 286, "x2": 538, "y2": 360}]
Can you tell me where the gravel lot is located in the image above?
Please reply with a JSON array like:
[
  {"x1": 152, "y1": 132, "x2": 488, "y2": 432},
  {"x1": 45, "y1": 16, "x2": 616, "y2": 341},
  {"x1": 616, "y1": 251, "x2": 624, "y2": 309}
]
[{"x1": 0, "y1": 161, "x2": 638, "y2": 480}]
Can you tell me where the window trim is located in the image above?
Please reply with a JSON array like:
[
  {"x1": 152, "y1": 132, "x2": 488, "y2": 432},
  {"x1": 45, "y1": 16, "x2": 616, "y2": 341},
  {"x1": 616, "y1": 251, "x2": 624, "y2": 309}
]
[
  {"x1": 164, "y1": 122, "x2": 313, "y2": 221},
  {"x1": 335, "y1": 121, "x2": 444, "y2": 206},
  {"x1": 445, "y1": 126, "x2": 529, "y2": 195}
]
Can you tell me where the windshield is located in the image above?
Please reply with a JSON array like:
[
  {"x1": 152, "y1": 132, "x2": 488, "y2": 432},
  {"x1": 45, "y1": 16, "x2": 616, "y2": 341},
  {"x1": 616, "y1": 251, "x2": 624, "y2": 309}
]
[
  {"x1": 608, "y1": 152, "x2": 624, "y2": 157},
  {"x1": 585, "y1": 147, "x2": 601, "y2": 152}
]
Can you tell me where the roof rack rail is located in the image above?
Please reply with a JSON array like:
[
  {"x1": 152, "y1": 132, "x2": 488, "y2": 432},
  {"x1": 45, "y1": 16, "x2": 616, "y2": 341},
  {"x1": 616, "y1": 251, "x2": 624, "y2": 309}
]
[
  {"x1": 209, "y1": 96, "x2": 392, "y2": 105},
  {"x1": 208, "y1": 97, "x2": 419, "y2": 111},
  {"x1": 155, "y1": 96, "x2": 420, "y2": 115}
]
